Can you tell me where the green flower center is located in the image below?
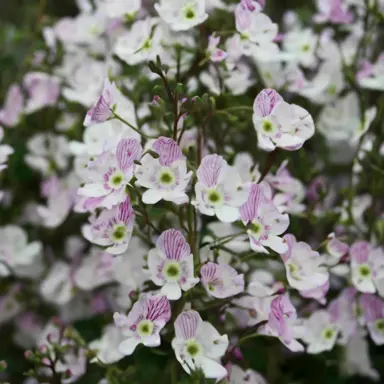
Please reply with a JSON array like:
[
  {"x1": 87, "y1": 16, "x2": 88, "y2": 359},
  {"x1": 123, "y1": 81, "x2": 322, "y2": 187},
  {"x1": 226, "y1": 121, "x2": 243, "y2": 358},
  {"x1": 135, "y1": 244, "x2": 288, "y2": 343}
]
[
  {"x1": 137, "y1": 320, "x2": 154, "y2": 338},
  {"x1": 249, "y1": 220, "x2": 264, "y2": 236},
  {"x1": 322, "y1": 327, "x2": 335, "y2": 340},
  {"x1": 184, "y1": 7, "x2": 196, "y2": 20},
  {"x1": 164, "y1": 262, "x2": 181, "y2": 281},
  {"x1": 327, "y1": 84, "x2": 337, "y2": 95},
  {"x1": 158, "y1": 168, "x2": 176, "y2": 187},
  {"x1": 359, "y1": 264, "x2": 371, "y2": 278},
  {"x1": 112, "y1": 224, "x2": 126, "y2": 241},
  {"x1": 207, "y1": 189, "x2": 223, "y2": 206},
  {"x1": 301, "y1": 43, "x2": 311, "y2": 52},
  {"x1": 186, "y1": 340, "x2": 201, "y2": 357},
  {"x1": 109, "y1": 170, "x2": 125, "y2": 189},
  {"x1": 261, "y1": 119, "x2": 276, "y2": 136},
  {"x1": 142, "y1": 38, "x2": 152, "y2": 50}
]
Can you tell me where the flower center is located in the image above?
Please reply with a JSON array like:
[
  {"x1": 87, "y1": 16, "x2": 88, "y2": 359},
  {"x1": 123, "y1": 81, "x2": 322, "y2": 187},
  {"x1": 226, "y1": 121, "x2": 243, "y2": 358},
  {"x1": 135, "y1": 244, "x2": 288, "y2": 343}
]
[
  {"x1": 322, "y1": 327, "x2": 335, "y2": 340},
  {"x1": 184, "y1": 7, "x2": 196, "y2": 20},
  {"x1": 157, "y1": 167, "x2": 176, "y2": 187},
  {"x1": 108, "y1": 170, "x2": 125, "y2": 189},
  {"x1": 207, "y1": 189, "x2": 224, "y2": 206},
  {"x1": 164, "y1": 261, "x2": 181, "y2": 281},
  {"x1": 142, "y1": 38, "x2": 152, "y2": 51},
  {"x1": 137, "y1": 320, "x2": 154, "y2": 338},
  {"x1": 112, "y1": 224, "x2": 126, "y2": 242},
  {"x1": 261, "y1": 119, "x2": 277, "y2": 136},
  {"x1": 359, "y1": 264, "x2": 371, "y2": 278},
  {"x1": 185, "y1": 340, "x2": 201, "y2": 357},
  {"x1": 327, "y1": 84, "x2": 337, "y2": 95},
  {"x1": 249, "y1": 220, "x2": 265, "y2": 237},
  {"x1": 375, "y1": 319, "x2": 384, "y2": 333},
  {"x1": 301, "y1": 43, "x2": 311, "y2": 52}
]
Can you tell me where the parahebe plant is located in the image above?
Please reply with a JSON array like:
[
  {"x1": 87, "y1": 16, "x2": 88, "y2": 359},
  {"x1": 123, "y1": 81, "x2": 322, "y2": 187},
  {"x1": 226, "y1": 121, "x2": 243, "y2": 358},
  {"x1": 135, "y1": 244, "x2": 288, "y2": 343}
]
[{"x1": 0, "y1": 0, "x2": 384, "y2": 383}]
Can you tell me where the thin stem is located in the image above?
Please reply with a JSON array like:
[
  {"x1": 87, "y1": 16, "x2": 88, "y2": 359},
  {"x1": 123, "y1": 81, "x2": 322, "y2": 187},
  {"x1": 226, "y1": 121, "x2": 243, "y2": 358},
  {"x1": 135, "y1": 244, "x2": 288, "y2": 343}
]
[{"x1": 258, "y1": 150, "x2": 277, "y2": 183}]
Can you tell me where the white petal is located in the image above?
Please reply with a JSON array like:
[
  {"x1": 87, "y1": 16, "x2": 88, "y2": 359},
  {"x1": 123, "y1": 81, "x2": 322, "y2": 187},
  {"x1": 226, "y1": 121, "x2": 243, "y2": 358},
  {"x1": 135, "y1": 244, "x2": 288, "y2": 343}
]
[
  {"x1": 78, "y1": 183, "x2": 107, "y2": 197},
  {"x1": 161, "y1": 282, "x2": 182, "y2": 300},
  {"x1": 118, "y1": 338, "x2": 140, "y2": 356},
  {"x1": 199, "y1": 357, "x2": 228, "y2": 380},
  {"x1": 215, "y1": 205, "x2": 239, "y2": 223},
  {"x1": 263, "y1": 234, "x2": 288, "y2": 254},
  {"x1": 142, "y1": 189, "x2": 163, "y2": 204}
]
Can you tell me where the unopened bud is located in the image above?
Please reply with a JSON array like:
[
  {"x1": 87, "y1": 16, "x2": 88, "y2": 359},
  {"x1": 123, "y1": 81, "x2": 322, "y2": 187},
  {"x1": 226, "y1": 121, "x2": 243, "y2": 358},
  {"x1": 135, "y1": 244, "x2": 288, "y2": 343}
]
[
  {"x1": 39, "y1": 344, "x2": 48, "y2": 354},
  {"x1": 0, "y1": 360, "x2": 7, "y2": 371},
  {"x1": 24, "y1": 350, "x2": 33, "y2": 360}
]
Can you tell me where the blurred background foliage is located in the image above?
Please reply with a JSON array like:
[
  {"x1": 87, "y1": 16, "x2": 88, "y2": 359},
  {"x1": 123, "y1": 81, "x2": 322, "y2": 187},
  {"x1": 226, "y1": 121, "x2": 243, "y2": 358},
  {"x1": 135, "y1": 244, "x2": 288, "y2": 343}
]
[{"x1": 0, "y1": 0, "x2": 383, "y2": 383}]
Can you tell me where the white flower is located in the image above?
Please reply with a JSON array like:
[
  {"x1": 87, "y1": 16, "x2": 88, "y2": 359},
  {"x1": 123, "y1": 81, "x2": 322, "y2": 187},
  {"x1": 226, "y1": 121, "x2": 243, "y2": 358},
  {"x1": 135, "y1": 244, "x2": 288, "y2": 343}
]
[
  {"x1": 301, "y1": 310, "x2": 339, "y2": 354},
  {"x1": 172, "y1": 310, "x2": 229, "y2": 380},
  {"x1": 155, "y1": 0, "x2": 208, "y2": 31},
  {"x1": 148, "y1": 229, "x2": 199, "y2": 300},
  {"x1": 229, "y1": 365, "x2": 267, "y2": 384},
  {"x1": 114, "y1": 293, "x2": 171, "y2": 355},
  {"x1": 194, "y1": 154, "x2": 249, "y2": 222},
  {"x1": 135, "y1": 137, "x2": 192, "y2": 205},
  {"x1": 0, "y1": 226, "x2": 42, "y2": 278},
  {"x1": 102, "y1": 0, "x2": 141, "y2": 19},
  {"x1": 89, "y1": 324, "x2": 125, "y2": 364},
  {"x1": 281, "y1": 234, "x2": 329, "y2": 292},
  {"x1": 114, "y1": 18, "x2": 163, "y2": 66}
]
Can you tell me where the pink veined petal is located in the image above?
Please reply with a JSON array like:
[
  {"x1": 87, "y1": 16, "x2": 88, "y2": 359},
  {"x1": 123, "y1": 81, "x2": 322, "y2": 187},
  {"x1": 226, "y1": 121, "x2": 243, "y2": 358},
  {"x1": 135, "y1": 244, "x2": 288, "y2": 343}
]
[
  {"x1": 280, "y1": 234, "x2": 296, "y2": 262},
  {"x1": 200, "y1": 262, "x2": 218, "y2": 283},
  {"x1": 253, "y1": 88, "x2": 283, "y2": 118},
  {"x1": 152, "y1": 137, "x2": 183, "y2": 166},
  {"x1": 350, "y1": 241, "x2": 371, "y2": 264},
  {"x1": 197, "y1": 154, "x2": 226, "y2": 187},
  {"x1": 239, "y1": 183, "x2": 264, "y2": 223},
  {"x1": 116, "y1": 138, "x2": 142, "y2": 172},
  {"x1": 117, "y1": 196, "x2": 135, "y2": 224},
  {"x1": 174, "y1": 310, "x2": 202, "y2": 340},
  {"x1": 145, "y1": 294, "x2": 171, "y2": 323},
  {"x1": 157, "y1": 229, "x2": 190, "y2": 261}
]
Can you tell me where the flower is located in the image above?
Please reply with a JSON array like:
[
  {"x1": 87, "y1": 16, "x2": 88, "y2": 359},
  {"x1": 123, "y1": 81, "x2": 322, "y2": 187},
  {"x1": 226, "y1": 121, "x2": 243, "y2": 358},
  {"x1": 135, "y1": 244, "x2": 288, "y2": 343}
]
[
  {"x1": 229, "y1": 365, "x2": 267, "y2": 384},
  {"x1": 259, "y1": 294, "x2": 304, "y2": 351},
  {"x1": 78, "y1": 137, "x2": 142, "y2": 209},
  {"x1": 0, "y1": 127, "x2": 13, "y2": 172},
  {"x1": 82, "y1": 196, "x2": 135, "y2": 254},
  {"x1": 84, "y1": 78, "x2": 117, "y2": 126},
  {"x1": 350, "y1": 241, "x2": 384, "y2": 294},
  {"x1": 148, "y1": 229, "x2": 199, "y2": 300},
  {"x1": 102, "y1": 0, "x2": 142, "y2": 19},
  {"x1": 89, "y1": 324, "x2": 125, "y2": 364},
  {"x1": 0, "y1": 84, "x2": 23, "y2": 127},
  {"x1": 155, "y1": 0, "x2": 208, "y2": 31},
  {"x1": 301, "y1": 310, "x2": 339, "y2": 354},
  {"x1": 114, "y1": 293, "x2": 171, "y2": 355},
  {"x1": 360, "y1": 294, "x2": 384, "y2": 345},
  {"x1": 200, "y1": 262, "x2": 244, "y2": 298},
  {"x1": 240, "y1": 183, "x2": 289, "y2": 254},
  {"x1": 0, "y1": 226, "x2": 42, "y2": 278},
  {"x1": 172, "y1": 310, "x2": 229, "y2": 380},
  {"x1": 135, "y1": 137, "x2": 192, "y2": 205},
  {"x1": 194, "y1": 154, "x2": 249, "y2": 222},
  {"x1": 207, "y1": 33, "x2": 227, "y2": 62},
  {"x1": 281, "y1": 234, "x2": 329, "y2": 292},
  {"x1": 23, "y1": 72, "x2": 60, "y2": 115},
  {"x1": 253, "y1": 89, "x2": 315, "y2": 151}
]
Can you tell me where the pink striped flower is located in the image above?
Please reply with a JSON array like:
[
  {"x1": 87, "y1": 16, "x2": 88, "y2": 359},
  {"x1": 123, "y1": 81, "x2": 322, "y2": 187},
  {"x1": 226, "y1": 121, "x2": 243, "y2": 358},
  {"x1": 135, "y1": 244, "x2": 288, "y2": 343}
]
[
  {"x1": 253, "y1": 89, "x2": 314, "y2": 152},
  {"x1": 350, "y1": 241, "x2": 384, "y2": 294},
  {"x1": 114, "y1": 293, "x2": 171, "y2": 355},
  {"x1": 78, "y1": 137, "x2": 142, "y2": 209},
  {"x1": 82, "y1": 197, "x2": 135, "y2": 255},
  {"x1": 172, "y1": 310, "x2": 228, "y2": 380},
  {"x1": 148, "y1": 229, "x2": 199, "y2": 300},
  {"x1": 135, "y1": 137, "x2": 192, "y2": 205},
  {"x1": 84, "y1": 78, "x2": 118, "y2": 126},
  {"x1": 259, "y1": 294, "x2": 304, "y2": 352},
  {"x1": 194, "y1": 154, "x2": 249, "y2": 223},
  {"x1": 200, "y1": 262, "x2": 244, "y2": 299},
  {"x1": 240, "y1": 183, "x2": 289, "y2": 254},
  {"x1": 359, "y1": 294, "x2": 384, "y2": 345}
]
